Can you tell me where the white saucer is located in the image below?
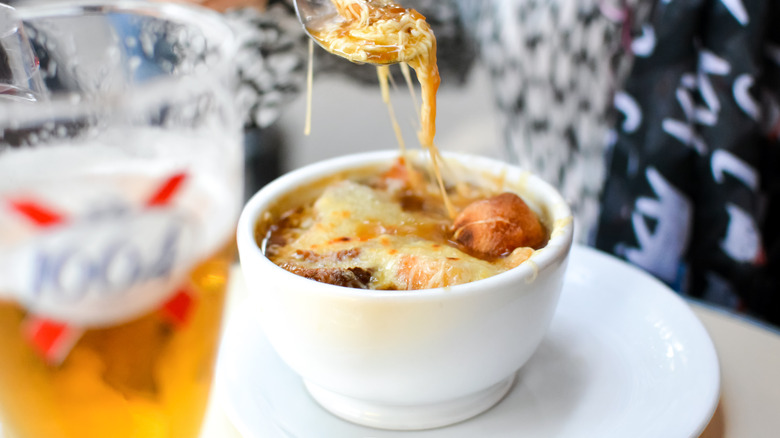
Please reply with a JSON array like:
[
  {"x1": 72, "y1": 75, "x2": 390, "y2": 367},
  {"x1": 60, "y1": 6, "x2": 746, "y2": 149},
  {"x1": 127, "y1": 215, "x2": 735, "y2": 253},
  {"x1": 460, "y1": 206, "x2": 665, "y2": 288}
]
[{"x1": 216, "y1": 245, "x2": 720, "y2": 438}]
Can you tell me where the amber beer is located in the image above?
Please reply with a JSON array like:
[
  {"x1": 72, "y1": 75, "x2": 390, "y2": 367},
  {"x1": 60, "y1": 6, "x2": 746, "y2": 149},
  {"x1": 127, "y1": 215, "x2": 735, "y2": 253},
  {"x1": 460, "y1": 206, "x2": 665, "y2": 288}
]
[
  {"x1": 0, "y1": 164, "x2": 240, "y2": 438},
  {"x1": 0, "y1": 159, "x2": 240, "y2": 438},
  {"x1": 0, "y1": 241, "x2": 234, "y2": 438},
  {"x1": 0, "y1": 2, "x2": 242, "y2": 436}
]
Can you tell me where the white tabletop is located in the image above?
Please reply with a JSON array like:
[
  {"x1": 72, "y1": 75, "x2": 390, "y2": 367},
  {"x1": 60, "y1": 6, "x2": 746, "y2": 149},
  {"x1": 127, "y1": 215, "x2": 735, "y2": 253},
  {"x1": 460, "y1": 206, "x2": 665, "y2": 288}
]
[{"x1": 694, "y1": 303, "x2": 780, "y2": 438}]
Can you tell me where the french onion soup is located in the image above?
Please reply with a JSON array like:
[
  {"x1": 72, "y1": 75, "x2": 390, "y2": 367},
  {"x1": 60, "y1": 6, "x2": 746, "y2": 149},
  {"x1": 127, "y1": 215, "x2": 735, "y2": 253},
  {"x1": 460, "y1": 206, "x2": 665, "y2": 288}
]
[
  {"x1": 305, "y1": 0, "x2": 450, "y2": 213},
  {"x1": 260, "y1": 1, "x2": 549, "y2": 289},
  {"x1": 256, "y1": 157, "x2": 548, "y2": 290}
]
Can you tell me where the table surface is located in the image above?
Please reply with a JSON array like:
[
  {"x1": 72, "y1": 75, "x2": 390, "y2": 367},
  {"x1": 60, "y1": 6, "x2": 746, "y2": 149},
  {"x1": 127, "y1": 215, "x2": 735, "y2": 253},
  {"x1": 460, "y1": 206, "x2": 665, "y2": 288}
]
[
  {"x1": 694, "y1": 303, "x2": 780, "y2": 438},
  {"x1": 201, "y1": 265, "x2": 780, "y2": 438}
]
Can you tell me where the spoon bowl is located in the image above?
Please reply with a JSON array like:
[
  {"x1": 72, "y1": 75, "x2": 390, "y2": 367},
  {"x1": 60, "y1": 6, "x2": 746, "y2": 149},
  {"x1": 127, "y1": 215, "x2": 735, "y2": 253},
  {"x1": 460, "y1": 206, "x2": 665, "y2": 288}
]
[
  {"x1": 293, "y1": 0, "x2": 341, "y2": 50},
  {"x1": 294, "y1": 0, "x2": 341, "y2": 33},
  {"x1": 293, "y1": 0, "x2": 410, "y2": 66}
]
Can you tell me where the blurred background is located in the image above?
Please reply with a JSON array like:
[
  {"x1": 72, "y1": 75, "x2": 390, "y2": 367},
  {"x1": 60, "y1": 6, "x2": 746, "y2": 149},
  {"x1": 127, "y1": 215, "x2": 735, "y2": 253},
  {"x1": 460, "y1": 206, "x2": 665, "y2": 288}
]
[{"x1": 6, "y1": 0, "x2": 779, "y2": 328}]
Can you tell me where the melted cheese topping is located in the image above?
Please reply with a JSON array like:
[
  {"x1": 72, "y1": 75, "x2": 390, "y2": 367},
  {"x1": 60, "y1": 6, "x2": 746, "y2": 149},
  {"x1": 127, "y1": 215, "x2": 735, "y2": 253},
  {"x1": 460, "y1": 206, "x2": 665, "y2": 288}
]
[
  {"x1": 262, "y1": 162, "x2": 536, "y2": 290},
  {"x1": 280, "y1": 2, "x2": 543, "y2": 290},
  {"x1": 309, "y1": 0, "x2": 450, "y2": 215},
  {"x1": 377, "y1": 65, "x2": 406, "y2": 153},
  {"x1": 310, "y1": 0, "x2": 433, "y2": 66}
]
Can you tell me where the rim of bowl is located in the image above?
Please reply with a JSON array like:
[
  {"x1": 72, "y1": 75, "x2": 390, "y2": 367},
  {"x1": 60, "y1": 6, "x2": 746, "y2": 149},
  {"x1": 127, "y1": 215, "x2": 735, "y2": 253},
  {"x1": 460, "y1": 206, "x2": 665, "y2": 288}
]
[{"x1": 237, "y1": 150, "x2": 574, "y2": 301}]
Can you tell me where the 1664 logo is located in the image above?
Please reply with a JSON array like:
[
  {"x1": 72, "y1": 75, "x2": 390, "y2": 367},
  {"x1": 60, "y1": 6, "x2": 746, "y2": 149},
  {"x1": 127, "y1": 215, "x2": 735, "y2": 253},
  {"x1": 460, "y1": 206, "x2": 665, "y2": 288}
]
[{"x1": 0, "y1": 172, "x2": 203, "y2": 364}]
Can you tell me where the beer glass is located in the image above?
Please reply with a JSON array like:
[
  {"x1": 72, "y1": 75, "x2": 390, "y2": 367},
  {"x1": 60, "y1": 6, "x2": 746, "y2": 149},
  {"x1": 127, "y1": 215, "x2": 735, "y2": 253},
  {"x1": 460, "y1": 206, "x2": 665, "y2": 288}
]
[{"x1": 0, "y1": 1, "x2": 242, "y2": 437}]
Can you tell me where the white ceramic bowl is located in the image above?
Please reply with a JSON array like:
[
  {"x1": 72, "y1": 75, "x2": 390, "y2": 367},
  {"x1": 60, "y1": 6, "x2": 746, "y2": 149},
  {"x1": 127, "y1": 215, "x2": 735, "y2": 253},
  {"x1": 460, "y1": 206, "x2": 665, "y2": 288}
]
[{"x1": 236, "y1": 150, "x2": 574, "y2": 430}]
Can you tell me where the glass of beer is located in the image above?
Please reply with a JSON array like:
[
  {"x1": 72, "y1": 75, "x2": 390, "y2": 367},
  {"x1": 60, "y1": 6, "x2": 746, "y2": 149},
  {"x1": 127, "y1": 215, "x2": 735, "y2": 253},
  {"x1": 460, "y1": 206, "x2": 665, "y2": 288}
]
[{"x1": 0, "y1": 2, "x2": 241, "y2": 437}]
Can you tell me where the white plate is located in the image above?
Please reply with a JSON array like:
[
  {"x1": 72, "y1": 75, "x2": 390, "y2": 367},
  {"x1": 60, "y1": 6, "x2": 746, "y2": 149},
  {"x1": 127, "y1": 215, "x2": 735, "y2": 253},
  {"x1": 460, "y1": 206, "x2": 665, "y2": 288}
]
[{"x1": 216, "y1": 245, "x2": 720, "y2": 438}]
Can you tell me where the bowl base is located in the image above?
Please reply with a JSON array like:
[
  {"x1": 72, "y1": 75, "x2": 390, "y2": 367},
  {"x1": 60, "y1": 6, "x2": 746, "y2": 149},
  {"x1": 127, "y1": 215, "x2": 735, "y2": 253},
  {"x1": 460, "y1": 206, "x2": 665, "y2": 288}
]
[{"x1": 303, "y1": 373, "x2": 516, "y2": 431}]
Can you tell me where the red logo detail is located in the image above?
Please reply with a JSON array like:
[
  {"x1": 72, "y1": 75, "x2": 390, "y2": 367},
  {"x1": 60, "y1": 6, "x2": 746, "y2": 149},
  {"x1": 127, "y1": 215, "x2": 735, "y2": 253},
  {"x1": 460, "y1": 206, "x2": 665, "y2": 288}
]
[
  {"x1": 146, "y1": 172, "x2": 188, "y2": 208},
  {"x1": 9, "y1": 200, "x2": 66, "y2": 227},
  {"x1": 162, "y1": 288, "x2": 197, "y2": 326},
  {"x1": 7, "y1": 171, "x2": 191, "y2": 362},
  {"x1": 23, "y1": 317, "x2": 83, "y2": 365}
]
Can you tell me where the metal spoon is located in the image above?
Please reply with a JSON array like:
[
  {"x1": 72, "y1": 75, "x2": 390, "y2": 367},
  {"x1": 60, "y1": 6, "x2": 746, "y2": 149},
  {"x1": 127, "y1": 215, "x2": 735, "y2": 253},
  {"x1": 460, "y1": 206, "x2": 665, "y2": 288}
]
[
  {"x1": 293, "y1": 0, "x2": 341, "y2": 46},
  {"x1": 293, "y1": 0, "x2": 404, "y2": 65}
]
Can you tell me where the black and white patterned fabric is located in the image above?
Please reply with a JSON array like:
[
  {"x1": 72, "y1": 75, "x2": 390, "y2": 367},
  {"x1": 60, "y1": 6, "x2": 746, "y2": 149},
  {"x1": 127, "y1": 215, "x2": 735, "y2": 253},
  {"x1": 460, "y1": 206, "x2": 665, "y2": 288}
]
[
  {"x1": 457, "y1": 0, "x2": 652, "y2": 243},
  {"x1": 595, "y1": 0, "x2": 780, "y2": 326},
  {"x1": 225, "y1": 2, "x2": 308, "y2": 129}
]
